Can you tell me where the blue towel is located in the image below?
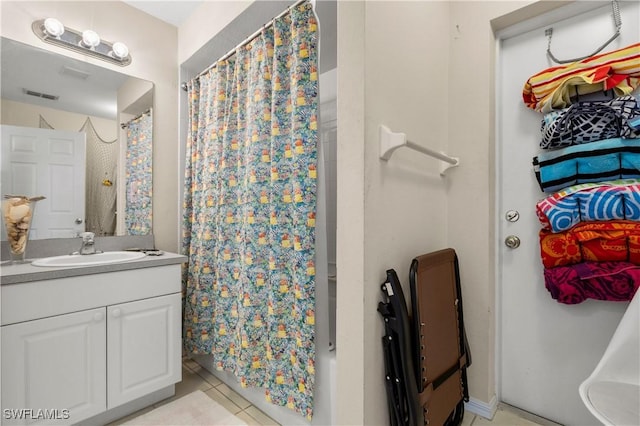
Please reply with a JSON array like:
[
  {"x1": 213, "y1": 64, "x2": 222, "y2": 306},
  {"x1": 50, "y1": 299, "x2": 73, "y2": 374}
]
[
  {"x1": 536, "y1": 179, "x2": 640, "y2": 232},
  {"x1": 533, "y1": 138, "x2": 640, "y2": 192}
]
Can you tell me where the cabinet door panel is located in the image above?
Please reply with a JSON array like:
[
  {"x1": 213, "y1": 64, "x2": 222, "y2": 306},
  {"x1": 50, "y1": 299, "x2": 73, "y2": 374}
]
[
  {"x1": 107, "y1": 293, "x2": 181, "y2": 408},
  {"x1": 1, "y1": 308, "x2": 106, "y2": 425}
]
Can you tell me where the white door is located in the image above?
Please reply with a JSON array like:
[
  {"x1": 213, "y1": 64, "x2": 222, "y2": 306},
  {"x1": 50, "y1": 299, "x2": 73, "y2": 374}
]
[
  {"x1": 107, "y1": 293, "x2": 182, "y2": 408},
  {"x1": 1, "y1": 308, "x2": 107, "y2": 425},
  {"x1": 1, "y1": 125, "x2": 85, "y2": 239},
  {"x1": 497, "y1": 3, "x2": 640, "y2": 425}
]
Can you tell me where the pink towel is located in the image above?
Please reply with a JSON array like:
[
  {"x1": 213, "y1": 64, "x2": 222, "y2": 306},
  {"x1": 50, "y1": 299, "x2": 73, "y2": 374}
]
[{"x1": 544, "y1": 261, "x2": 640, "y2": 304}]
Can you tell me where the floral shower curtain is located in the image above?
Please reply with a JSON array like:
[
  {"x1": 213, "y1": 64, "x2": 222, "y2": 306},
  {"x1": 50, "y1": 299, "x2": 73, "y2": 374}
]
[
  {"x1": 124, "y1": 110, "x2": 153, "y2": 235},
  {"x1": 182, "y1": 1, "x2": 318, "y2": 419}
]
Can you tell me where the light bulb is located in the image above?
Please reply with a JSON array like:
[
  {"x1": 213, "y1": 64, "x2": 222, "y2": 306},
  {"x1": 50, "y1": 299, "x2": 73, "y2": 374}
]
[
  {"x1": 81, "y1": 30, "x2": 100, "y2": 49},
  {"x1": 44, "y1": 18, "x2": 64, "y2": 38},
  {"x1": 111, "y1": 42, "x2": 129, "y2": 59}
]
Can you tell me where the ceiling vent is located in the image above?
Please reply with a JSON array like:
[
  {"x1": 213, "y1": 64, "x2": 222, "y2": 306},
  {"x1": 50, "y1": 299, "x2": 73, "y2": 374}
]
[{"x1": 23, "y1": 88, "x2": 59, "y2": 101}]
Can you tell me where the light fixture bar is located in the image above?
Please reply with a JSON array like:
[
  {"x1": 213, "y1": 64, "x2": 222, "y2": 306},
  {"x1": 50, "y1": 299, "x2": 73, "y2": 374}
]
[{"x1": 32, "y1": 19, "x2": 131, "y2": 67}]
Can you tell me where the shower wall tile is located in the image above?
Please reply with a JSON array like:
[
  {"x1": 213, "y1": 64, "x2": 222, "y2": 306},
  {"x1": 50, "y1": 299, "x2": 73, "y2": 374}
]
[{"x1": 321, "y1": 101, "x2": 338, "y2": 267}]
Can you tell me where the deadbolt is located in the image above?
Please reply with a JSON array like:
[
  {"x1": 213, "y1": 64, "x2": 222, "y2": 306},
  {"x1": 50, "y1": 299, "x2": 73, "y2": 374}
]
[
  {"x1": 505, "y1": 235, "x2": 521, "y2": 249},
  {"x1": 505, "y1": 210, "x2": 520, "y2": 222}
]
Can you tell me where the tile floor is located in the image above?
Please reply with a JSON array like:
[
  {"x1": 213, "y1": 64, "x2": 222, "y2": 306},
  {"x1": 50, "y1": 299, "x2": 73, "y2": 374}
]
[
  {"x1": 111, "y1": 359, "x2": 559, "y2": 426},
  {"x1": 108, "y1": 358, "x2": 278, "y2": 425},
  {"x1": 463, "y1": 405, "x2": 561, "y2": 426}
]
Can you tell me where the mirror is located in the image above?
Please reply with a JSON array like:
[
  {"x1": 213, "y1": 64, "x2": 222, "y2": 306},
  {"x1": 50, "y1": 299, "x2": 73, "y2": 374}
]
[{"x1": 0, "y1": 37, "x2": 153, "y2": 239}]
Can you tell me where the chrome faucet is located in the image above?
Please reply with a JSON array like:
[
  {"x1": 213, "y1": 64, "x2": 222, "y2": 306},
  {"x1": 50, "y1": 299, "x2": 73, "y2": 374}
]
[{"x1": 78, "y1": 232, "x2": 100, "y2": 255}]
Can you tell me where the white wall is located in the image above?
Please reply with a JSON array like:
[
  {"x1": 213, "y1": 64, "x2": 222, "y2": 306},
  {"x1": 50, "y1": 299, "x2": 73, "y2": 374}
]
[
  {"x1": 335, "y1": 3, "x2": 365, "y2": 423},
  {"x1": 1, "y1": 98, "x2": 117, "y2": 140},
  {"x1": 337, "y1": 2, "x2": 452, "y2": 423},
  {"x1": 0, "y1": 1, "x2": 179, "y2": 251},
  {"x1": 177, "y1": 0, "x2": 252, "y2": 65},
  {"x1": 447, "y1": 0, "x2": 533, "y2": 407}
]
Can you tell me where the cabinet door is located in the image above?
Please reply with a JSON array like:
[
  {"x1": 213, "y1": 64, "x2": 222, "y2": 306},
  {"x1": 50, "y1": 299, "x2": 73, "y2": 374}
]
[
  {"x1": 107, "y1": 293, "x2": 181, "y2": 408},
  {"x1": 1, "y1": 308, "x2": 106, "y2": 425}
]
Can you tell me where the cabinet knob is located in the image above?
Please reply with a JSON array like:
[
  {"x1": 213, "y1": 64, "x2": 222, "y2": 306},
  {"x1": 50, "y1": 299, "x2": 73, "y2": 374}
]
[
  {"x1": 112, "y1": 308, "x2": 121, "y2": 318},
  {"x1": 94, "y1": 312, "x2": 104, "y2": 322}
]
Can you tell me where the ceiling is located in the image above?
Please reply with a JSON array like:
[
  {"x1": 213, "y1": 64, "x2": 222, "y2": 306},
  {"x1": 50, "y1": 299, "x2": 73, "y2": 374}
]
[{"x1": 123, "y1": 1, "x2": 203, "y2": 27}]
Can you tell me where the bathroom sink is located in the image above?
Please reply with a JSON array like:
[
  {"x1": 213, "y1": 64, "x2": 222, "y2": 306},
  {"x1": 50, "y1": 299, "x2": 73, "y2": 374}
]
[{"x1": 32, "y1": 251, "x2": 146, "y2": 267}]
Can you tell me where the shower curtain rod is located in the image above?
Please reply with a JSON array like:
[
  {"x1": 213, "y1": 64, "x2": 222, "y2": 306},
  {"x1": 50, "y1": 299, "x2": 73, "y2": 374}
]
[
  {"x1": 181, "y1": 0, "x2": 311, "y2": 91},
  {"x1": 120, "y1": 108, "x2": 151, "y2": 129}
]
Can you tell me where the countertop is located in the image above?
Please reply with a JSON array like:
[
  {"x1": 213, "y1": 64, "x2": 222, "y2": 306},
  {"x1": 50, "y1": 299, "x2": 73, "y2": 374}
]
[{"x1": 1, "y1": 252, "x2": 187, "y2": 285}]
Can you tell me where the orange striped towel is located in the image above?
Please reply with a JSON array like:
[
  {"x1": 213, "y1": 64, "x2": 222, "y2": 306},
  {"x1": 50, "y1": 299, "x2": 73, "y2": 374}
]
[{"x1": 523, "y1": 42, "x2": 640, "y2": 113}]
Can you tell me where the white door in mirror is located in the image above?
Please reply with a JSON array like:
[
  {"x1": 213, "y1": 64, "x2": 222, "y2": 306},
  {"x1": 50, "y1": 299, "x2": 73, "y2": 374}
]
[
  {"x1": 31, "y1": 251, "x2": 145, "y2": 267},
  {"x1": 1, "y1": 125, "x2": 86, "y2": 239}
]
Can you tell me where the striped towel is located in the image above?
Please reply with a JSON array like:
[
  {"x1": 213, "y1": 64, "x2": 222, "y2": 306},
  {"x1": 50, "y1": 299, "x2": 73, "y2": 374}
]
[
  {"x1": 532, "y1": 138, "x2": 640, "y2": 193},
  {"x1": 536, "y1": 179, "x2": 640, "y2": 232},
  {"x1": 523, "y1": 42, "x2": 640, "y2": 113}
]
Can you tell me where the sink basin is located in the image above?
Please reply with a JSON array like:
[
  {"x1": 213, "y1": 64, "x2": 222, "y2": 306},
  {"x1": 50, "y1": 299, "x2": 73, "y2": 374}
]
[{"x1": 32, "y1": 251, "x2": 146, "y2": 267}]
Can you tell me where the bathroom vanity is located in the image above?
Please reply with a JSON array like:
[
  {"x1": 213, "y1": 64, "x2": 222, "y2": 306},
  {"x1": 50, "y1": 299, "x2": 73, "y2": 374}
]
[{"x1": 0, "y1": 252, "x2": 186, "y2": 425}]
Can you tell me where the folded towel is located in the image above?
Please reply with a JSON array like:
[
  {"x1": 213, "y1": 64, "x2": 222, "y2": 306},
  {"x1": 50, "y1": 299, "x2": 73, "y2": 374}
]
[
  {"x1": 539, "y1": 220, "x2": 640, "y2": 268},
  {"x1": 533, "y1": 138, "x2": 640, "y2": 192},
  {"x1": 544, "y1": 261, "x2": 640, "y2": 304},
  {"x1": 536, "y1": 179, "x2": 640, "y2": 232},
  {"x1": 523, "y1": 42, "x2": 640, "y2": 113},
  {"x1": 540, "y1": 95, "x2": 640, "y2": 149}
]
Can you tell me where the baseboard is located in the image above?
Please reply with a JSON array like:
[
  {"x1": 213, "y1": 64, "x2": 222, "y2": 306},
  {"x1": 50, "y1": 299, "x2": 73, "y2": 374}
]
[
  {"x1": 79, "y1": 385, "x2": 175, "y2": 425},
  {"x1": 465, "y1": 395, "x2": 498, "y2": 420}
]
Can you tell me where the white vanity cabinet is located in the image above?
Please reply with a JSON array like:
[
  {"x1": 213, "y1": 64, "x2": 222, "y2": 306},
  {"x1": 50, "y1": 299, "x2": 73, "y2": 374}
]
[
  {"x1": 2, "y1": 308, "x2": 107, "y2": 425},
  {"x1": 1, "y1": 262, "x2": 183, "y2": 426},
  {"x1": 107, "y1": 294, "x2": 181, "y2": 408}
]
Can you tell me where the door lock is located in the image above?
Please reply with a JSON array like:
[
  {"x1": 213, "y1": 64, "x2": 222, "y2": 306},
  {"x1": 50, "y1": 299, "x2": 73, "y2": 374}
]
[
  {"x1": 505, "y1": 235, "x2": 521, "y2": 249},
  {"x1": 505, "y1": 210, "x2": 520, "y2": 222}
]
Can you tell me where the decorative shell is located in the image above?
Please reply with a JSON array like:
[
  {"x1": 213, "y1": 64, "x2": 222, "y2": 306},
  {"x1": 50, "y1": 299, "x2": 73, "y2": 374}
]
[{"x1": 2, "y1": 195, "x2": 45, "y2": 255}]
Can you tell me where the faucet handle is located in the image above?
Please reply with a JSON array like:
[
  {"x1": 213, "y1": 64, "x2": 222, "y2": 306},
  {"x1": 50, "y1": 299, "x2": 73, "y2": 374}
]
[{"x1": 79, "y1": 232, "x2": 95, "y2": 241}]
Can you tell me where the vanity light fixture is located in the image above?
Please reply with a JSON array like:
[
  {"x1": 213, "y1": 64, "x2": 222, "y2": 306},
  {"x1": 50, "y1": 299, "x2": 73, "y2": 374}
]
[
  {"x1": 81, "y1": 30, "x2": 101, "y2": 49},
  {"x1": 111, "y1": 42, "x2": 129, "y2": 60},
  {"x1": 43, "y1": 18, "x2": 65, "y2": 38},
  {"x1": 32, "y1": 18, "x2": 131, "y2": 66}
]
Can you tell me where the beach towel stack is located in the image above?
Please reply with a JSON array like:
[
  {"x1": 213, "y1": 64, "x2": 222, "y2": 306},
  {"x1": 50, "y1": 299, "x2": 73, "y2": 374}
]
[{"x1": 524, "y1": 42, "x2": 640, "y2": 304}]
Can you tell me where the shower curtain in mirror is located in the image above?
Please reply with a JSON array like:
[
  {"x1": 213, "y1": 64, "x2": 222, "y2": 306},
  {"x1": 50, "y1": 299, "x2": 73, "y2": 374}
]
[
  {"x1": 182, "y1": 1, "x2": 318, "y2": 419},
  {"x1": 123, "y1": 110, "x2": 153, "y2": 235}
]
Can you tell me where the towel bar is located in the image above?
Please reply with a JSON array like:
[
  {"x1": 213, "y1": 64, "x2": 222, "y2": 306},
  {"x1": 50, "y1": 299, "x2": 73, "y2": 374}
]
[{"x1": 379, "y1": 125, "x2": 459, "y2": 176}]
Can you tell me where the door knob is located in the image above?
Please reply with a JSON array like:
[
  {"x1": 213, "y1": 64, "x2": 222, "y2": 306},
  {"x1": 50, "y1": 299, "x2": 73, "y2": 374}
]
[{"x1": 505, "y1": 235, "x2": 521, "y2": 249}]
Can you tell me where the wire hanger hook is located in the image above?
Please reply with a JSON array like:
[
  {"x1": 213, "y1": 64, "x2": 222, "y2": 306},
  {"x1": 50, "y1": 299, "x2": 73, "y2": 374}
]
[{"x1": 546, "y1": 0, "x2": 622, "y2": 64}]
